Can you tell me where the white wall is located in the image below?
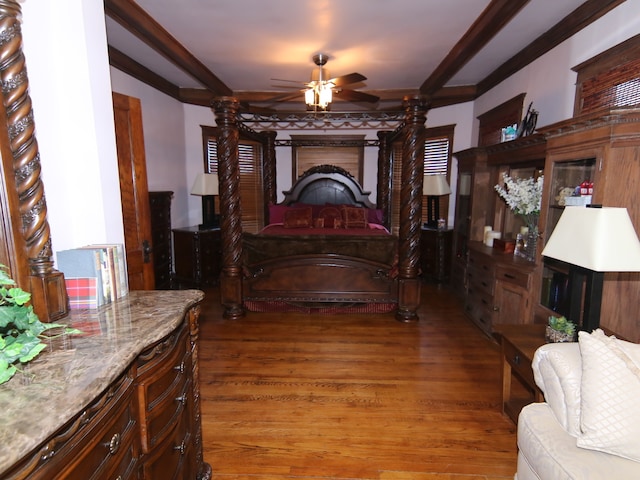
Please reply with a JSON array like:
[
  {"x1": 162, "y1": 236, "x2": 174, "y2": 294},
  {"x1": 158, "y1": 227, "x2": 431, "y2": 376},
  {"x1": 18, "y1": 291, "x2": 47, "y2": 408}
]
[
  {"x1": 21, "y1": 0, "x2": 123, "y2": 255},
  {"x1": 110, "y1": 69, "x2": 190, "y2": 228}
]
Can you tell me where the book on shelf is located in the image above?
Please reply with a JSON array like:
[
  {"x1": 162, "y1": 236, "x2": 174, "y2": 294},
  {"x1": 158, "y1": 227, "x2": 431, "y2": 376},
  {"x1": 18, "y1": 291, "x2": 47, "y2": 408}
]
[{"x1": 56, "y1": 243, "x2": 129, "y2": 310}]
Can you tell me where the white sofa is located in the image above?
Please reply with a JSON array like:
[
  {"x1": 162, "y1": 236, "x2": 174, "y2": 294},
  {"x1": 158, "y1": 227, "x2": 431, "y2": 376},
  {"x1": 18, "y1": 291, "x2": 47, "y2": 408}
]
[{"x1": 515, "y1": 329, "x2": 640, "y2": 480}]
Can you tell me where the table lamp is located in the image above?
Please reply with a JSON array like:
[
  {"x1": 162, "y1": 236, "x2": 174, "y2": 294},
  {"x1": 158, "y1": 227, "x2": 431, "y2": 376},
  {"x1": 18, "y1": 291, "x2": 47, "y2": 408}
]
[
  {"x1": 423, "y1": 174, "x2": 451, "y2": 228},
  {"x1": 541, "y1": 205, "x2": 640, "y2": 331},
  {"x1": 190, "y1": 173, "x2": 219, "y2": 229}
]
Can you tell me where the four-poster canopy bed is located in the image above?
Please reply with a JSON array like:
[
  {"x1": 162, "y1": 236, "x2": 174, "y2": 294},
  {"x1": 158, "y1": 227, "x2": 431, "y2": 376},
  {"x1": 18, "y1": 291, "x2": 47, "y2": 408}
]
[{"x1": 211, "y1": 96, "x2": 431, "y2": 322}]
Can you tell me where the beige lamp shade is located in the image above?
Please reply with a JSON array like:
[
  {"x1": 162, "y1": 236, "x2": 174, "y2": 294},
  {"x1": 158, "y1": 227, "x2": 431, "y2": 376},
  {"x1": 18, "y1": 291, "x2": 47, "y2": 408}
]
[
  {"x1": 423, "y1": 175, "x2": 451, "y2": 196},
  {"x1": 541, "y1": 206, "x2": 640, "y2": 272},
  {"x1": 190, "y1": 173, "x2": 219, "y2": 196}
]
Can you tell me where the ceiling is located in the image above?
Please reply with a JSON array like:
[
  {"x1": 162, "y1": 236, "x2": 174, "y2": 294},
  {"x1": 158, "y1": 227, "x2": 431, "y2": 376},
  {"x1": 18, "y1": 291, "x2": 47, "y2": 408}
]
[{"x1": 104, "y1": 0, "x2": 624, "y2": 112}]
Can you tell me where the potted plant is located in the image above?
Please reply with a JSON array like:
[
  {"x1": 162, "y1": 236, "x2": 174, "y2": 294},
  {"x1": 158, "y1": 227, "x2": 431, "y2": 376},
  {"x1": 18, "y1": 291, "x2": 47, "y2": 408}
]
[
  {"x1": 0, "y1": 264, "x2": 80, "y2": 385},
  {"x1": 546, "y1": 315, "x2": 577, "y2": 343}
]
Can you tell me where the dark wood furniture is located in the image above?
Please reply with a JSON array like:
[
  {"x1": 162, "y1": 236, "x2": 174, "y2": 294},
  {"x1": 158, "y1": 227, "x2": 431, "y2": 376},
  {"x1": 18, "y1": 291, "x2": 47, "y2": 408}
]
[
  {"x1": 173, "y1": 226, "x2": 222, "y2": 289},
  {"x1": 241, "y1": 165, "x2": 398, "y2": 310},
  {"x1": 536, "y1": 108, "x2": 640, "y2": 343},
  {"x1": 493, "y1": 324, "x2": 546, "y2": 423},
  {"x1": 420, "y1": 227, "x2": 453, "y2": 284},
  {"x1": 149, "y1": 191, "x2": 173, "y2": 289},
  {"x1": 0, "y1": 290, "x2": 211, "y2": 479},
  {"x1": 453, "y1": 135, "x2": 546, "y2": 333},
  {"x1": 465, "y1": 242, "x2": 537, "y2": 336}
]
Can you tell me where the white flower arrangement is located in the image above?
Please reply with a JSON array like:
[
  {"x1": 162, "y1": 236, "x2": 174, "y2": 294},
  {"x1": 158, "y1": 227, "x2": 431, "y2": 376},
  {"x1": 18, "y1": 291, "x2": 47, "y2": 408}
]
[{"x1": 494, "y1": 173, "x2": 544, "y2": 220}]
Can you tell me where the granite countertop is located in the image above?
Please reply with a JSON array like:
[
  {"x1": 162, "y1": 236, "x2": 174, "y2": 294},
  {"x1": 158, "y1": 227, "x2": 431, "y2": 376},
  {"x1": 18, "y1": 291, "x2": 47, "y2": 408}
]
[{"x1": 0, "y1": 289, "x2": 204, "y2": 476}]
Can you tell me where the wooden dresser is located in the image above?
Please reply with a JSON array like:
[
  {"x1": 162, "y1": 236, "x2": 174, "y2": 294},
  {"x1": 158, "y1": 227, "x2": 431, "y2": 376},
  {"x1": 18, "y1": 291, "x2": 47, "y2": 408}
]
[
  {"x1": 149, "y1": 191, "x2": 174, "y2": 289},
  {"x1": 0, "y1": 290, "x2": 211, "y2": 480},
  {"x1": 465, "y1": 242, "x2": 537, "y2": 336}
]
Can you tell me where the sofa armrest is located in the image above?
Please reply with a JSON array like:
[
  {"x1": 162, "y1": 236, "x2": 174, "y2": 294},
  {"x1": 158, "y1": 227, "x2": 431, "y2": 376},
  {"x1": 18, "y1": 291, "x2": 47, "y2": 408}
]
[{"x1": 532, "y1": 342, "x2": 582, "y2": 436}]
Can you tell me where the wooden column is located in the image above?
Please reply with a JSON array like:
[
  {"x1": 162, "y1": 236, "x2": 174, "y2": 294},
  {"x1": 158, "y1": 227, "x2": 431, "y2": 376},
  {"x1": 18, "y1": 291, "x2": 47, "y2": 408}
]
[
  {"x1": 212, "y1": 96, "x2": 244, "y2": 319},
  {"x1": 262, "y1": 129, "x2": 277, "y2": 222},
  {"x1": 0, "y1": 1, "x2": 67, "y2": 322},
  {"x1": 376, "y1": 130, "x2": 392, "y2": 227},
  {"x1": 396, "y1": 95, "x2": 430, "y2": 322}
]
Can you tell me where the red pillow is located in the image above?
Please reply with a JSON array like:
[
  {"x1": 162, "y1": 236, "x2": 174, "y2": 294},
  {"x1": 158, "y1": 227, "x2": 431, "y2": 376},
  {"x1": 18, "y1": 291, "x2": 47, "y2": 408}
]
[
  {"x1": 318, "y1": 206, "x2": 343, "y2": 229},
  {"x1": 268, "y1": 204, "x2": 289, "y2": 224},
  {"x1": 283, "y1": 207, "x2": 312, "y2": 228},
  {"x1": 341, "y1": 205, "x2": 368, "y2": 229}
]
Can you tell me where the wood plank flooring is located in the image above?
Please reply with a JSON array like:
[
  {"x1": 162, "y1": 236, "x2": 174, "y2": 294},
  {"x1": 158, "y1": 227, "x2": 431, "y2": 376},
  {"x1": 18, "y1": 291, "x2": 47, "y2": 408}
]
[{"x1": 197, "y1": 283, "x2": 518, "y2": 479}]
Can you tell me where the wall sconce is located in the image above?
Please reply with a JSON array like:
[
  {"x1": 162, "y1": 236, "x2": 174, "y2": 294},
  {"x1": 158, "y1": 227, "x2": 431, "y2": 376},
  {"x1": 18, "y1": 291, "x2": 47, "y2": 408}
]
[
  {"x1": 422, "y1": 174, "x2": 451, "y2": 228},
  {"x1": 541, "y1": 205, "x2": 640, "y2": 331},
  {"x1": 190, "y1": 173, "x2": 219, "y2": 230}
]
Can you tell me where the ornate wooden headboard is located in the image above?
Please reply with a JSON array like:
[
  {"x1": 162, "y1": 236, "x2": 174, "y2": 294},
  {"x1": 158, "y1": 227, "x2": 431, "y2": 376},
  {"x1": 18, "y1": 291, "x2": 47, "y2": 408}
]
[{"x1": 280, "y1": 164, "x2": 376, "y2": 208}]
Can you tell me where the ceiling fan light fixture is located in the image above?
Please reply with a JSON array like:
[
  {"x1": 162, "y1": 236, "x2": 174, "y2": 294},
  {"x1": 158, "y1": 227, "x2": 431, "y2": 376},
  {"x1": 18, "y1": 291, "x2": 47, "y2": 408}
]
[{"x1": 305, "y1": 80, "x2": 334, "y2": 110}]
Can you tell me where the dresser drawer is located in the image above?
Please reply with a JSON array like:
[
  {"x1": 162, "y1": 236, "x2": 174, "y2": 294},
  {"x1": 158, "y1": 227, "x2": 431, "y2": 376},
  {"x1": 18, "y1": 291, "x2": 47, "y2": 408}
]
[
  {"x1": 495, "y1": 265, "x2": 530, "y2": 289},
  {"x1": 467, "y1": 266, "x2": 494, "y2": 296}
]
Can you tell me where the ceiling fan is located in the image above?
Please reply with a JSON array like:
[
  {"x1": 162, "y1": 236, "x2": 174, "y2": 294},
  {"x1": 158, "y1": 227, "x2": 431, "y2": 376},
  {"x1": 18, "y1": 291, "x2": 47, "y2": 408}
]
[{"x1": 270, "y1": 53, "x2": 380, "y2": 110}]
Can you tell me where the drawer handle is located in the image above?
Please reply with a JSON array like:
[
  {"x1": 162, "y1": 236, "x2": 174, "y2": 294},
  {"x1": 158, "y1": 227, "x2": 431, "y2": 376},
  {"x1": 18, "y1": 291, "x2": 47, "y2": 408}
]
[
  {"x1": 480, "y1": 281, "x2": 489, "y2": 287},
  {"x1": 174, "y1": 441, "x2": 186, "y2": 455},
  {"x1": 176, "y1": 394, "x2": 187, "y2": 405},
  {"x1": 513, "y1": 355, "x2": 521, "y2": 366},
  {"x1": 174, "y1": 361, "x2": 186, "y2": 374},
  {"x1": 493, "y1": 305, "x2": 500, "y2": 311},
  {"x1": 503, "y1": 273, "x2": 516, "y2": 280},
  {"x1": 108, "y1": 433, "x2": 120, "y2": 455}
]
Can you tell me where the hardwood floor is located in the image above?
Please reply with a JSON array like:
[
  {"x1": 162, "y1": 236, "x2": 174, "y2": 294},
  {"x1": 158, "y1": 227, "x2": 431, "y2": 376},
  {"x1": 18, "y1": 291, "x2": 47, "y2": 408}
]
[{"x1": 197, "y1": 283, "x2": 518, "y2": 479}]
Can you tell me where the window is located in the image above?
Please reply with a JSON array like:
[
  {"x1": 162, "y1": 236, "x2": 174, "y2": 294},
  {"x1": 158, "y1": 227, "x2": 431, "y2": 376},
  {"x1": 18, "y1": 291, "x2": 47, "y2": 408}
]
[
  {"x1": 390, "y1": 125, "x2": 454, "y2": 235},
  {"x1": 573, "y1": 34, "x2": 640, "y2": 116},
  {"x1": 291, "y1": 135, "x2": 364, "y2": 183},
  {"x1": 202, "y1": 126, "x2": 264, "y2": 233}
]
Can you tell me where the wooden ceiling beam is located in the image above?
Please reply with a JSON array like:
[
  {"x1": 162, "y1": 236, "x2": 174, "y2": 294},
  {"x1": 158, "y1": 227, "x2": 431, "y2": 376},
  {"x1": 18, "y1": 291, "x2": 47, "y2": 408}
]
[
  {"x1": 476, "y1": 0, "x2": 627, "y2": 96},
  {"x1": 104, "y1": 0, "x2": 233, "y2": 96},
  {"x1": 420, "y1": 0, "x2": 531, "y2": 96}
]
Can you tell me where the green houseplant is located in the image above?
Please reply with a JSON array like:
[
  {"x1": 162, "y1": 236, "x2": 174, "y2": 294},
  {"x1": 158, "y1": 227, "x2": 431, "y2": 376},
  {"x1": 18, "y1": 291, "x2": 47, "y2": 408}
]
[
  {"x1": 546, "y1": 315, "x2": 577, "y2": 343},
  {"x1": 0, "y1": 264, "x2": 80, "y2": 384}
]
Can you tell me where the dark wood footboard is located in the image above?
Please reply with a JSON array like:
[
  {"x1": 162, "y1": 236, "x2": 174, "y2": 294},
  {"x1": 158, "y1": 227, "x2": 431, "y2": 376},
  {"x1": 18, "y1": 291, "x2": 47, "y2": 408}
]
[{"x1": 243, "y1": 254, "x2": 398, "y2": 304}]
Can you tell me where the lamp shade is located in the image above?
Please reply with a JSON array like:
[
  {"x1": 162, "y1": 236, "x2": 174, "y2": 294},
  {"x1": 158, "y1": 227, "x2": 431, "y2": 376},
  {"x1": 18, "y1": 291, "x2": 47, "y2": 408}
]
[
  {"x1": 541, "y1": 206, "x2": 640, "y2": 272},
  {"x1": 423, "y1": 175, "x2": 451, "y2": 195},
  {"x1": 190, "y1": 173, "x2": 219, "y2": 196}
]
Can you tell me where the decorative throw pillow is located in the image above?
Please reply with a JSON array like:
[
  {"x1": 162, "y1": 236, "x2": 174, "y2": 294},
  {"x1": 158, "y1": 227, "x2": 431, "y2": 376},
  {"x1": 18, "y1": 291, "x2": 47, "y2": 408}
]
[
  {"x1": 576, "y1": 329, "x2": 640, "y2": 462},
  {"x1": 283, "y1": 207, "x2": 312, "y2": 228},
  {"x1": 341, "y1": 205, "x2": 368, "y2": 229},
  {"x1": 268, "y1": 204, "x2": 289, "y2": 224},
  {"x1": 367, "y1": 208, "x2": 384, "y2": 225},
  {"x1": 318, "y1": 206, "x2": 343, "y2": 229}
]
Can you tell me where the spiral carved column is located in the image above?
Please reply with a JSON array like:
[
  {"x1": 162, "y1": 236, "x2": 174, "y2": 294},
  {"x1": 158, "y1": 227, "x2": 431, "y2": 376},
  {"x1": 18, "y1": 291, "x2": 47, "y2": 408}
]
[
  {"x1": 0, "y1": 1, "x2": 67, "y2": 321},
  {"x1": 396, "y1": 95, "x2": 430, "y2": 322},
  {"x1": 212, "y1": 97, "x2": 244, "y2": 319},
  {"x1": 262, "y1": 129, "x2": 277, "y2": 222},
  {"x1": 376, "y1": 130, "x2": 392, "y2": 226}
]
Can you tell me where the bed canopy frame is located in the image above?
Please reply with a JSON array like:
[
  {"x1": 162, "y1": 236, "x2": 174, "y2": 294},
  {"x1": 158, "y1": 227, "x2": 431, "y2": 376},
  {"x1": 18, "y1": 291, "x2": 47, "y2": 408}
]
[{"x1": 211, "y1": 95, "x2": 431, "y2": 322}]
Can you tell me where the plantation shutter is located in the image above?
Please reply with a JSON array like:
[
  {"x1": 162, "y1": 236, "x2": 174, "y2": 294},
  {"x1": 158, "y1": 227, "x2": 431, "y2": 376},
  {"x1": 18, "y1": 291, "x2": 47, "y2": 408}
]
[{"x1": 204, "y1": 130, "x2": 264, "y2": 234}]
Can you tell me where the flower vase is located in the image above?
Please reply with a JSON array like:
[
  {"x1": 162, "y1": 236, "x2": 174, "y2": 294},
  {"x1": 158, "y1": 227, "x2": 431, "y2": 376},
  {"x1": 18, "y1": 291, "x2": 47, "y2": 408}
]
[{"x1": 523, "y1": 227, "x2": 538, "y2": 261}]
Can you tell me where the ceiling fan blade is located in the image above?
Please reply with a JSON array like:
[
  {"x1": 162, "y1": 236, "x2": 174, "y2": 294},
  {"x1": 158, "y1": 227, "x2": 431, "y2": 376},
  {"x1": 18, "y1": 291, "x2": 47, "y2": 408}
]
[
  {"x1": 330, "y1": 72, "x2": 366, "y2": 87},
  {"x1": 271, "y1": 78, "x2": 306, "y2": 84},
  {"x1": 263, "y1": 91, "x2": 303, "y2": 104},
  {"x1": 334, "y1": 89, "x2": 379, "y2": 103},
  {"x1": 239, "y1": 102, "x2": 277, "y2": 114}
]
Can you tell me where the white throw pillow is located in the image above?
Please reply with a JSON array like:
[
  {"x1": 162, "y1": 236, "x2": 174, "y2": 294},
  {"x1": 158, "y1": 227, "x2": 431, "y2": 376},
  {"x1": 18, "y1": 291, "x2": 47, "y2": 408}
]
[{"x1": 577, "y1": 329, "x2": 640, "y2": 462}]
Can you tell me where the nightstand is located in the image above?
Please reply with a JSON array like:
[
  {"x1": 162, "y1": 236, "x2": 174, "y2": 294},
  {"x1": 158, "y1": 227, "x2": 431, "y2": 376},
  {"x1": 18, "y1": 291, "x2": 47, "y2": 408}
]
[
  {"x1": 493, "y1": 323, "x2": 546, "y2": 423},
  {"x1": 420, "y1": 226, "x2": 453, "y2": 284},
  {"x1": 172, "y1": 226, "x2": 222, "y2": 289}
]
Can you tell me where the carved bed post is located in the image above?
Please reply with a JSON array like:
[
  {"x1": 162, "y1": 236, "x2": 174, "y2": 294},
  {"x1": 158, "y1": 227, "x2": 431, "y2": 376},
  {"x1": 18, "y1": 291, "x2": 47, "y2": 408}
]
[
  {"x1": 212, "y1": 96, "x2": 244, "y2": 319},
  {"x1": 262, "y1": 129, "x2": 277, "y2": 223},
  {"x1": 0, "y1": 1, "x2": 67, "y2": 322},
  {"x1": 396, "y1": 95, "x2": 430, "y2": 322},
  {"x1": 376, "y1": 130, "x2": 392, "y2": 227}
]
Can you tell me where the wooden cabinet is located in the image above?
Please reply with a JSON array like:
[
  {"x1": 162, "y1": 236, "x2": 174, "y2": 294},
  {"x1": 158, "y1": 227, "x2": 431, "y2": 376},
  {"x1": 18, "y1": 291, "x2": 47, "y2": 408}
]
[
  {"x1": 453, "y1": 135, "x2": 545, "y2": 331},
  {"x1": 536, "y1": 108, "x2": 640, "y2": 342},
  {"x1": 420, "y1": 227, "x2": 453, "y2": 284},
  {"x1": 173, "y1": 226, "x2": 222, "y2": 289},
  {"x1": 465, "y1": 243, "x2": 537, "y2": 336},
  {"x1": 149, "y1": 191, "x2": 174, "y2": 289},
  {"x1": 2, "y1": 292, "x2": 211, "y2": 480}
]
